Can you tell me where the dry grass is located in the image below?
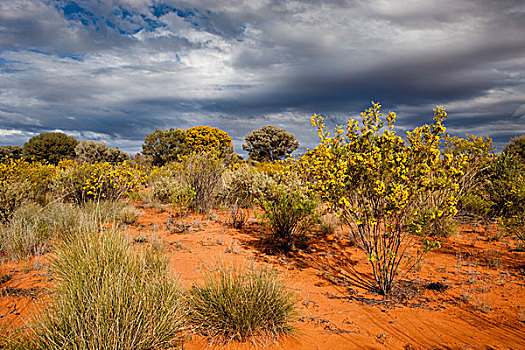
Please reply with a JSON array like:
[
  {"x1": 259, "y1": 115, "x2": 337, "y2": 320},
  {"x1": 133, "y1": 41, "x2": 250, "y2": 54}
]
[
  {"x1": 28, "y1": 226, "x2": 186, "y2": 349},
  {"x1": 187, "y1": 265, "x2": 299, "y2": 343}
]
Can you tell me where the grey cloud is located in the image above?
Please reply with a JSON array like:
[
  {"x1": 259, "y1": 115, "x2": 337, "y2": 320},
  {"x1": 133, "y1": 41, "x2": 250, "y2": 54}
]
[{"x1": 0, "y1": 0, "x2": 523, "y2": 154}]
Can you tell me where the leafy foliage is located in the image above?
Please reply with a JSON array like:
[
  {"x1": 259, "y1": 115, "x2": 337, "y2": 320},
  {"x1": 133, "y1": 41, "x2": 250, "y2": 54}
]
[
  {"x1": 142, "y1": 128, "x2": 188, "y2": 166},
  {"x1": 53, "y1": 160, "x2": 148, "y2": 203},
  {"x1": 219, "y1": 165, "x2": 276, "y2": 209},
  {"x1": 22, "y1": 132, "x2": 78, "y2": 164},
  {"x1": 483, "y1": 152, "x2": 525, "y2": 243},
  {"x1": 75, "y1": 140, "x2": 128, "y2": 163},
  {"x1": 257, "y1": 182, "x2": 318, "y2": 252},
  {"x1": 243, "y1": 125, "x2": 299, "y2": 162},
  {"x1": 503, "y1": 134, "x2": 525, "y2": 164},
  {"x1": 299, "y1": 103, "x2": 464, "y2": 294},
  {"x1": 151, "y1": 176, "x2": 179, "y2": 204}
]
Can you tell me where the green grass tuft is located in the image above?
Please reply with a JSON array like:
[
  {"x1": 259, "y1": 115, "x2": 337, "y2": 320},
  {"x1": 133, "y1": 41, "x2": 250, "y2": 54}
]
[
  {"x1": 29, "y1": 227, "x2": 186, "y2": 350},
  {"x1": 187, "y1": 265, "x2": 299, "y2": 343}
]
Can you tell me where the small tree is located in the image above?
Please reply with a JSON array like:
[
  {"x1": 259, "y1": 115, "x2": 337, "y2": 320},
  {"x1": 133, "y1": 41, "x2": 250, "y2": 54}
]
[
  {"x1": 0, "y1": 145, "x2": 23, "y2": 161},
  {"x1": 142, "y1": 128, "x2": 188, "y2": 166},
  {"x1": 185, "y1": 125, "x2": 233, "y2": 155},
  {"x1": 23, "y1": 132, "x2": 78, "y2": 164},
  {"x1": 243, "y1": 125, "x2": 299, "y2": 162},
  {"x1": 301, "y1": 103, "x2": 464, "y2": 295}
]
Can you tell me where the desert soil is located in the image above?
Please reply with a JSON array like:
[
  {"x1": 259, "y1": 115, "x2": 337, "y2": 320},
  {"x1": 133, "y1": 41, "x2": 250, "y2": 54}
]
[{"x1": 1, "y1": 203, "x2": 524, "y2": 349}]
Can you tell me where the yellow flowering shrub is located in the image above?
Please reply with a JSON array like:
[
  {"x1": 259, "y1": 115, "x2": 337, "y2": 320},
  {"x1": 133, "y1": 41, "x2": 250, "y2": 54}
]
[
  {"x1": 442, "y1": 132, "x2": 494, "y2": 222},
  {"x1": 185, "y1": 125, "x2": 233, "y2": 156},
  {"x1": 299, "y1": 102, "x2": 466, "y2": 294},
  {"x1": 53, "y1": 160, "x2": 148, "y2": 203},
  {"x1": 0, "y1": 158, "x2": 56, "y2": 221}
]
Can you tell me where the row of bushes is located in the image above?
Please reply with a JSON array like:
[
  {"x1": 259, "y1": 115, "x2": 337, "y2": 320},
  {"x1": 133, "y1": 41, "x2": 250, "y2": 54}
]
[
  {"x1": 0, "y1": 158, "x2": 148, "y2": 222},
  {"x1": 0, "y1": 135, "x2": 128, "y2": 165}
]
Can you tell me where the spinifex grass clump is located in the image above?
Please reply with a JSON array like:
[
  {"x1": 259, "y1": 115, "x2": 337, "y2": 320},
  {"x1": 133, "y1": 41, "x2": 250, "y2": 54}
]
[
  {"x1": 31, "y1": 227, "x2": 186, "y2": 350},
  {"x1": 0, "y1": 202, "x2": 87, "y2": 261},
  {"x1": 187, "y1": 265, "x2": 298, "y2": 343},
  {"x1": 0, "y1": 203, "x2": 50, "y2": 261}
]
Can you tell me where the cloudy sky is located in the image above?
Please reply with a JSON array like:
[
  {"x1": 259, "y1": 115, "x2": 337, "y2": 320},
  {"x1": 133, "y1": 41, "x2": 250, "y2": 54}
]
[{"x1": 1, "y1": 0, "x2": 524, "y2": 154}]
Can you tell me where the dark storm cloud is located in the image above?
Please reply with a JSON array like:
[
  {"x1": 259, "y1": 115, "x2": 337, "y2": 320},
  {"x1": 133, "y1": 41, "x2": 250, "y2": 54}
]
[{"x1": 0, "y1": 0, "x2": 523, "y2": 153}]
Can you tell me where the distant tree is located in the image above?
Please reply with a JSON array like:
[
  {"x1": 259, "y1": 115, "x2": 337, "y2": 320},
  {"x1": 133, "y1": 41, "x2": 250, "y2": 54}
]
[
  {"x1": 503, "y1": 134, "x2": 525, "y2": 164},
  {"x1": 185, "y1": 126, "x2": 233, "y2": 157},
  {"x1": 0, "y1": 145, "x2": 23, "y2": 161},
  {"x1": 105, "y1": 147, "x2": 129, "y2": 163},
  {"x1": 143, "y1": 126, "x2": 240, "y2": 166},
  {"x1": 243, "y1": 125, "x2": 299, "y2": 162},
  {"x1": 23, "y1": 132, "x2": 78, "y2": 164},
  {"x1": 142, "y1": 128, "x2": 188, "y2": 166},
  {"x1": 75, "y1": 140, "x2": 129, "y2": 163}
]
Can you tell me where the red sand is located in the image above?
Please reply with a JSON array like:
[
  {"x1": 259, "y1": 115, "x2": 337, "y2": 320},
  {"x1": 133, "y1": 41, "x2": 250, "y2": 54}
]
[{"x1": 1, "y1": 204, "x2": 524, "y2": 349}]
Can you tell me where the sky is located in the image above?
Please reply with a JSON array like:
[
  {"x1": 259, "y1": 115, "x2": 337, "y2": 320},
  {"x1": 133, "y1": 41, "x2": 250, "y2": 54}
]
[{"x1": 0, "y1": 0, "x2": 524, "y2": 155}]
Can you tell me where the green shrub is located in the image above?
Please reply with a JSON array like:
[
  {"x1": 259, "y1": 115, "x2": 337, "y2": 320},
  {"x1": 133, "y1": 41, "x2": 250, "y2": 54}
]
[
  {"x1": 407, "y1": 210, "x2": 459, "y2": 237},
  {"x1": 75, "y1": 140, "x2": 128, "y2": 164},
  {"x1": 503, "y1": 134, "x2": 525, "y2": 164},
  {"x1": 53, "y1": 160, "x2": 147, "y2": 203},
  {"x1": 170, "y1": 183, "x2": 195, "y2": 217},
  {"x1": 181, "y1": 152, "x2": 226, "y2": 213},
  {"x1": 219, "y1": 165, "x2": 275, "y2": 209},
  {"x1": 187, "y1": 265, "x2": 298, "y2": 342},
  {"x1": 0, "y1": 159, "x2": 56, "y2": 221},
  {"x1": 486, "y1": 153, "x2": 524, "y2": 214},
  {"x1": 23, "y1": 132, "x2": 78, "y2": 165},
  {"x1": 151, "y1": 176, "x2": 177, "y2": 203},
  {"x1": 0, "y1": 145, "x2": 23, "y2": 161},
  {"x1": 458, "y1": 192, "x2": 494, "y2": 221},
  {"x1": 31, "y1": 228, "x2": 186, "y2": 350},
  {"x1": 0, "y1": 180, "x2": 31, "y2": 222},
  {"x1": 257, "y1": 183, "x2": 318, "y2": 251},
  {"x1": 484, "y1": 153, "x2": 525, "y2": 244}
]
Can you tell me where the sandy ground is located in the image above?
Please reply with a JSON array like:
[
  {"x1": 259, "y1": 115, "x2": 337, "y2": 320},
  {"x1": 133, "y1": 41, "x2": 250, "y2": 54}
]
[{"x1": 1, "y1": 204, "x2": 524, "y2": 349}]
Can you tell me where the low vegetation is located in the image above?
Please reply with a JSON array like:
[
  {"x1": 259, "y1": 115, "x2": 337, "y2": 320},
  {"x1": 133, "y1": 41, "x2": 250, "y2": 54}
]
[
  {"x1": 31, "y1": 227, "x2": 186, "y2": 350},
  {"x1": 0, "y1": 103, "x2": 523, "y2": 347},
  {"x1": 187, "y1": 265, "x2": 298, "y2": 342}
]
